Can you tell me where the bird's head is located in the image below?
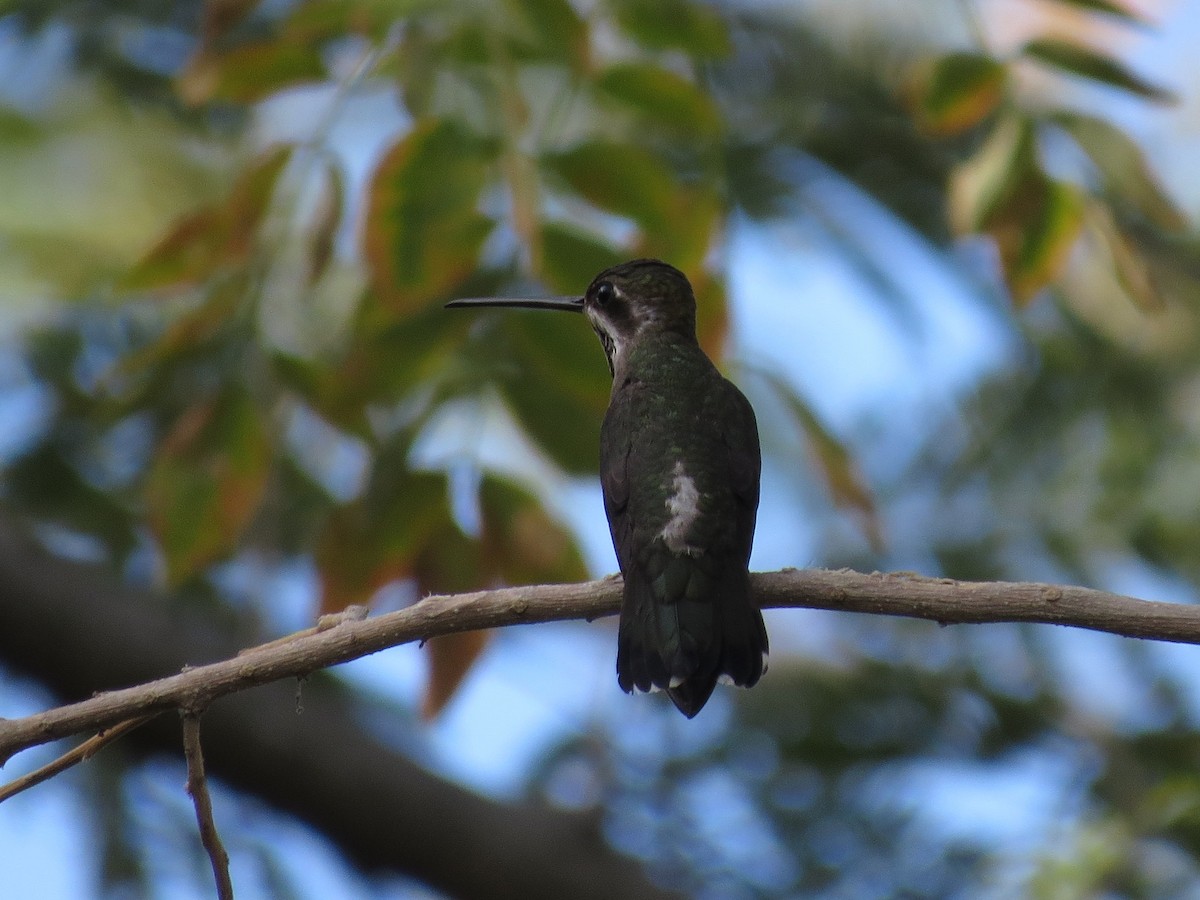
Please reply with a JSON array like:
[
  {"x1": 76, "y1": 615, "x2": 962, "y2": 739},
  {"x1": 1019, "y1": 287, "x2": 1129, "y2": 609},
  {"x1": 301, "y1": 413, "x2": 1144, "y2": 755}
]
[{"x1": 447, "y1": 258, "x2": 697, "y2": 377}]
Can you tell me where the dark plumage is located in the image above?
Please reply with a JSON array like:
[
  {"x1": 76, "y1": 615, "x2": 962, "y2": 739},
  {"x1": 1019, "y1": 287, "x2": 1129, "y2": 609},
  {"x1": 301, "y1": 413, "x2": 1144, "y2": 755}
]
[
  {"x1": 588, "y1": 261, "x2": 766, "y2": 716},
  {"x1": 448, "y1": 259, "x2": 768, "y2": 717}
]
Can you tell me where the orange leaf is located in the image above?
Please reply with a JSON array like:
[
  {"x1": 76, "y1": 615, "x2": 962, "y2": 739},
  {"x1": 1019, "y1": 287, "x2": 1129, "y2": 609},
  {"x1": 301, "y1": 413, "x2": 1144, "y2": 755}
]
[
  {"x1": 422, "y1": 631, "x2": 491, "y2": 719},
  {"x1": 908, "y1": 52, "x2": 1007, "y2": 136}
]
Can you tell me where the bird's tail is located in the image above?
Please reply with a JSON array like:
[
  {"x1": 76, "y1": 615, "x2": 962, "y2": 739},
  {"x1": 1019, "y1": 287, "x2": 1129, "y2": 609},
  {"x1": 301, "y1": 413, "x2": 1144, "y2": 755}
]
[{"x1": 616, "y1": 555, "x2": 767, "y2": 718}]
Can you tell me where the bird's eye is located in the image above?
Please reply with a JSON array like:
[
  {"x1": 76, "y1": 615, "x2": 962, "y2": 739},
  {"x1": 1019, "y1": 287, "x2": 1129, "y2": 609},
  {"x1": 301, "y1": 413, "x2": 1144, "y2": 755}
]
[{"x1": 594, "y1": 281, "x2": 615, "y2": 306}]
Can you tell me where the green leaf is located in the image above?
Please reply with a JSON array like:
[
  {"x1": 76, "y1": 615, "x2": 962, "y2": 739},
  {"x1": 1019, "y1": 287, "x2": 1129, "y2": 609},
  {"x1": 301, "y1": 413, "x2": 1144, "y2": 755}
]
[
  {"x1": 364, "y1": 119, "x2": 497, "y2": 314},
  {"x1": 506, "y1": 0, "x2": 589, "y2": 66},
  {"x1": 0, "y1": 107, "x2": 42, "y2": 145},
  {"x1": 539, "y1": 222, "x2": 625, "y2": 294},
  {"x1": 5, "y1": 442, "x2": 139, "y2": 561},
  {"x1": 908, "y1": 52, "x2": 1007, "y2": 135},
  {"x1": 118, "y1": 278, "x2": 244, "y2": 375},
  {"x1": 500, "y1": 379, "x2": 601, "y2": 474},
  {"x1": 609, "y1": 0, "x2": 730, "y2": 57},
  {"x1": 1050, "y1": 111, "x2": 1186, "y2": 231},
  {"x1": 1021, "y1": 38, "x2": 1175, "y2": 102},
  {"x1": 595, "y1": 63, "x2": 722, "y2": 136},
  {"x1": 542, "y1": 140, "x2": 676, "y2": 233},
  {"x1": 500, "y1": 313, "x2": 610, "y2": 473},
  {"x1": 315, "y1": 467, "x2": 453, "y2": 609},
  {"x1": 145, "y1": 387, "x2": 273, "y2": 584}
]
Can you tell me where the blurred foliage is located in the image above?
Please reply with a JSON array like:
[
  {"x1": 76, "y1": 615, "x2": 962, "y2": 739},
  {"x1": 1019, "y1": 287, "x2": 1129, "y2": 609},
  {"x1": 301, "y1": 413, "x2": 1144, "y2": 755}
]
[{"x1": 1, "y1": 0, "x2": 1199, "y2": 897}]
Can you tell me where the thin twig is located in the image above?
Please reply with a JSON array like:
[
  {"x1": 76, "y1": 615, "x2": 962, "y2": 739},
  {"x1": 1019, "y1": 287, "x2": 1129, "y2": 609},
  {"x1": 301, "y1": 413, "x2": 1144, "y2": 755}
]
[
  {"x1": 3, "y1": 568, "x2": 1200, "y2": 768},
  {"x1": 0, "y1": 714, "x2": 155, "y2": 802},
  {"x1": 182, "y1": 710, "x2": 234, "y2": 900}
]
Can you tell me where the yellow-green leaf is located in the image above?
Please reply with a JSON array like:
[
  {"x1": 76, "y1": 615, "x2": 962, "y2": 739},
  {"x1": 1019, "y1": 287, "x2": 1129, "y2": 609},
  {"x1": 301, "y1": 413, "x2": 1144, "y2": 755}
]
[
  {"x1": 992, "y1": 173, "x2": 1086, "y2": 305},
  {"x1": 1021, "y1": 38, "x2": 1175, "y2": 102},
  {"x1": 1044, "y1": 0, "x2": 1147, "y2": 24},
  {"x1": 364, "y1": 120, "x2": 497, "y2": 314},
  {"x1": 690, "y1": 270, "x2": 729, "y2": 364},
  {"x1": 637, "y1": 185, "x2": 721, "y2": 274},
  {"x1": 1084, "y1": 200, "x2": 1162, "y2": 311},
  {"x1": 908, "y1": 52, "x2": 1007, "y2": 135},
  {"x1": 948, "y1": 116, "x2": 1035, "y2": 234}
]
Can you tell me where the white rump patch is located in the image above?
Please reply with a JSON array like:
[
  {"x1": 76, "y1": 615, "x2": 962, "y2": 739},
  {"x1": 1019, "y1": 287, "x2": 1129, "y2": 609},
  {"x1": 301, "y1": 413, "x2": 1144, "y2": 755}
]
[{"x1": 660, "y1": 461, "x2": 701, "y2": 554}]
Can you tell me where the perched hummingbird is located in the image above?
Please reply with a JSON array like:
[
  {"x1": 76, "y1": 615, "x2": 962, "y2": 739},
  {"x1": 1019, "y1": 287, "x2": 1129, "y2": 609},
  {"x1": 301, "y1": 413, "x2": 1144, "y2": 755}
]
[{"x1": 448, "y1": 259, "x2": 767, "y2": 717}]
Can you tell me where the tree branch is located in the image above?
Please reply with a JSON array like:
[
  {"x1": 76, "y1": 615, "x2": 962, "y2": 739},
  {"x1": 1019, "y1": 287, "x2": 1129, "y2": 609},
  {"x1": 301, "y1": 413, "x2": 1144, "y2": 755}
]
[
  {"x1": 0, "y1": 517, "x2": 680, "y2": 900},
  {"x1": 181, "y1": 711, "x2": 234, "y2": 900},
  {"x1": 4, "y1": 567, "x2": 1199, "y2": 766},
  {"x1": 0, "y1": 715, "x2": 152, "y2": 802}
]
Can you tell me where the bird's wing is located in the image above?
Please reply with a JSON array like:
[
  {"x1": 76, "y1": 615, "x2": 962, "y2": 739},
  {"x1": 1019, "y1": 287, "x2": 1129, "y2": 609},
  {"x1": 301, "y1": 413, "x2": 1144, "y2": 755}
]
[
  {"x1": 599, "y1": 381, "x2": 635, "y2": 568},
  {"x1": 720, "y1": 378, "x2": 761, "y2": 517}
]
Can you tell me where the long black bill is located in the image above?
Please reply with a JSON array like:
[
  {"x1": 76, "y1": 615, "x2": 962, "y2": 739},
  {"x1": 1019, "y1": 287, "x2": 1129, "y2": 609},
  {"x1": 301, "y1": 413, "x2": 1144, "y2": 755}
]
[{"x1": 445, "y1": 295, "x2": 583, "y2": 312}]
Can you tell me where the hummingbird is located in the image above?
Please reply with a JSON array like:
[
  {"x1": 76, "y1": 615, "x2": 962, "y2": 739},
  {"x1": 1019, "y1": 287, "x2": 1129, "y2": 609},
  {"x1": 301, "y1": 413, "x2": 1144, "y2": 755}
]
[{"x1": 447, "y1": 259, "x2": 767, "y2": 717}]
